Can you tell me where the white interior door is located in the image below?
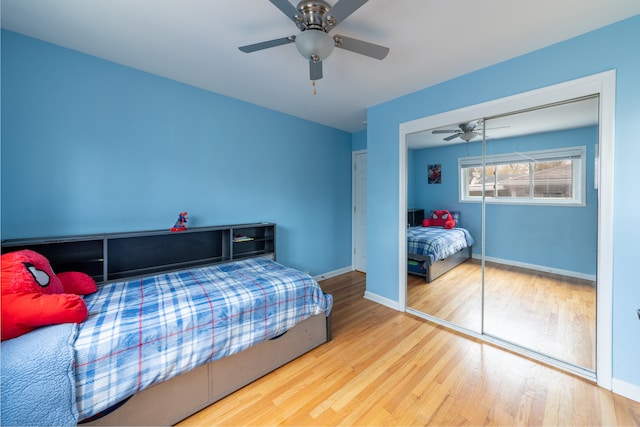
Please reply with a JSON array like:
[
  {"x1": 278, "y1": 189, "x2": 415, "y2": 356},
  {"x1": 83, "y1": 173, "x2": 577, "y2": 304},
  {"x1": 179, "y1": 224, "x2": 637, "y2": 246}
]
[{"x1": 354, "y1": 151, "x2": 367, "y2": 272}]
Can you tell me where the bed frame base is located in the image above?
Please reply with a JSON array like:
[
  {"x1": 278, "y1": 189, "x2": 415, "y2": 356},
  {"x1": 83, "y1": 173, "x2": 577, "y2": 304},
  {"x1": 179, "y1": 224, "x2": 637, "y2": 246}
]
[
  {"x1": 2, "y1": 224, "x2": 332, "y2": 426},
  {"x1": 408, "y1": 246, "x2": 472, "y2": 283},
  {"x1": 82, "y1": 313, "x2": 330, "y2": 426}
]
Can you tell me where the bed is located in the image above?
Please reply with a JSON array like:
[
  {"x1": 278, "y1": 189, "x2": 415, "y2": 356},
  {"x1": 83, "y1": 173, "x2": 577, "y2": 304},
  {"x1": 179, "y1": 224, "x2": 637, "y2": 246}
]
[
  {"x1": 1, "y1": 224, "x2": 333, "y2": 426},
  {"x1": 407, "y1": 213, "x2": 475, "y2": 282}
]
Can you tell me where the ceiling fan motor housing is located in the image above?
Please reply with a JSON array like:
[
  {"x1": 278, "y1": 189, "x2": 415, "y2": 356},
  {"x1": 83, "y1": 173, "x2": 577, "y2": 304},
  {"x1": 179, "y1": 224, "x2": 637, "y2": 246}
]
[{"x1": 296, "y1": 0, "x2": 333, "y2": 30}]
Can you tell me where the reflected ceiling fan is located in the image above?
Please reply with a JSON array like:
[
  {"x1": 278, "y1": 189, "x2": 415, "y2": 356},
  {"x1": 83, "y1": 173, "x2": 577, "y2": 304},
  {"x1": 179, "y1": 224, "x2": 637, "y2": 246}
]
[
  {"x1": 238, "y1": 0, "x2": 389, "y2": 81},
  {"x1": 432, "y1": 120, "x2": 509, "y2": 142}
]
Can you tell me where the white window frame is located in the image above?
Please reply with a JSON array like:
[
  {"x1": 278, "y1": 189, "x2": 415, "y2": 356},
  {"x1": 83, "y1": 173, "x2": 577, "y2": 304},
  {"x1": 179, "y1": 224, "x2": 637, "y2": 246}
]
[{"x1": 459, "y1": 145, "x2": 587, "y2": 206}]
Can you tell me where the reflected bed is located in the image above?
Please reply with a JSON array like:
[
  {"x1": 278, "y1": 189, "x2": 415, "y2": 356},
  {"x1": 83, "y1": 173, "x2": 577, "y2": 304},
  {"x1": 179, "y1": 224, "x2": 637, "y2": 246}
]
[{"x1": 407, "y1": 225, "x2": 474, "y2": 282}]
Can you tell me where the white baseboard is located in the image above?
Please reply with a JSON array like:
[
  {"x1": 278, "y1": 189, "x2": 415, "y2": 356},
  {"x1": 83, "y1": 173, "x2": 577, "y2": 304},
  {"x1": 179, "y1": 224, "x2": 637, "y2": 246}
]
[
  {"x1": 364, "y1": 290, "x2": 400, "y2": 311},
  {"x1": 314, "y1": 267, "x2": 400, "y2": 310},
  {"x1": 313, "y1": 266, "x2": 352, "y2": 282},
  {"x1": 474, "y1": 254, "x2": 597, "y2": 282},
  {"x1": 612, "y1": 378, "x2": 640, "y2": 403}
]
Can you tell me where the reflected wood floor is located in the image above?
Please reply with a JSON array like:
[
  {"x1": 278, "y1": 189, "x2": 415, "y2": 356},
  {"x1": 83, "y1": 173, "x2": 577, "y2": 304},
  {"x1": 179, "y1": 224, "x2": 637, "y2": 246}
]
[
  {"x1": 178, "y1": 271, "x2": 639, "y2": 426},
  {"x1": 408, "y1": 260, "x2": 596, "y2": 368}
]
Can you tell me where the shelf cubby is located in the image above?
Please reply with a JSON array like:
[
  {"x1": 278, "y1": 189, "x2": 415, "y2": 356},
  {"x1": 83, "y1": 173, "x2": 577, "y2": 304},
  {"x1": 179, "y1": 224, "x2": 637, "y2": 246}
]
[{"x1": 2, "y1": 223, "x2": 275, "y2": 284}]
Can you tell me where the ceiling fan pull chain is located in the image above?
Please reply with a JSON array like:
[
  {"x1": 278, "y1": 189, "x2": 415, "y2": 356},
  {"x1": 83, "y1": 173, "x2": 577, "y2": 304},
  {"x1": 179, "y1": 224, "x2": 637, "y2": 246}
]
[{"x1": 312, "y1": 80, "x2": 317, "y2": 95}]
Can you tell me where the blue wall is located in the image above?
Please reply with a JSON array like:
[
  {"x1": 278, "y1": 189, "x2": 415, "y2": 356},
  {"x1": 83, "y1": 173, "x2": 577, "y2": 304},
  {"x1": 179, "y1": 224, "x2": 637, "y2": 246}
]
[
  {"x1": 352, "y1": 129, "x2": 367, "y2": 151},
  {"x1": 368, "y1": 15, "x2": 640, "y2": 389},
  {"x1": 0, "y1": 30, "x2": 353, "y2": 276},
  {"x1": 410, "y1": 126, "x2": 598, "y2": 276}
]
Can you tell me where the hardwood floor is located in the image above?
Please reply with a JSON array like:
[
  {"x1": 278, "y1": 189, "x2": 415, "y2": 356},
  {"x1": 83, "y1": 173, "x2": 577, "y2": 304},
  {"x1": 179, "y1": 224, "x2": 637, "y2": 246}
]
[
  {"x1": 408, "y1": 259, "x2": 596, "y2": 369},
  {"x1": 178, "y1": 271, "x2": 639, "y2": 426},
  {"x1": 408, "y1": 259, "x2": 483, "y2": 331}
]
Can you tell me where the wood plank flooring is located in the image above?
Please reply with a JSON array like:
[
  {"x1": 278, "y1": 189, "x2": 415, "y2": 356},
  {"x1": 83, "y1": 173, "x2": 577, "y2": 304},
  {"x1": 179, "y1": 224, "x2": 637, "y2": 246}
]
[
  {"x1": 408, "y1": 259, "x2": 596, "y2": 368},
  {"x1": 178, "y1": 271, "x2": 639, "y2": 426}
]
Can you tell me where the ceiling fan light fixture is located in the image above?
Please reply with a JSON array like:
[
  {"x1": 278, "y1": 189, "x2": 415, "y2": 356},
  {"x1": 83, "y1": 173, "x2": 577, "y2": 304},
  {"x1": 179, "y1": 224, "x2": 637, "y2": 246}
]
[
  {"x1": 295, "y1": 29, "x2": 334, "y2": 61},
  {"x1": 460, "y1": 131, "x2": 477, "y2": 142}
]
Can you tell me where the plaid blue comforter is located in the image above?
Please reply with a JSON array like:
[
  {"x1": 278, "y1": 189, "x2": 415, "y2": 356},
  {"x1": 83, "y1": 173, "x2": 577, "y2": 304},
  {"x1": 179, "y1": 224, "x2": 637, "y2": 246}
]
[
  {"x1": 407, "y1": 226, "x2": 475, "y2": 264},
  {"x1": 74, "y1": 257, "x2": 332, "y2": 420}
]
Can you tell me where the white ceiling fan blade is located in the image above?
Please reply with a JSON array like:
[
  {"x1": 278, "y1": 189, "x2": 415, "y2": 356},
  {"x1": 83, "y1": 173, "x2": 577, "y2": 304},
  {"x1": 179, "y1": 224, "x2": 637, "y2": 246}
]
[
  {"x1": 268, "y1": 0, "x2": 300, "y2": 23},
  {"x1": 310, "y1": 60, "x2": 323, "y2": 80},
  {"x1": 239, "y1": 36, "x2": 295, "y2": 53},
  {"x1": 327, "y1": 0, "x2": 369, "y2": 27},
  {"x1": 333, "y1": 35, "x2": 389, "y2": 60}
]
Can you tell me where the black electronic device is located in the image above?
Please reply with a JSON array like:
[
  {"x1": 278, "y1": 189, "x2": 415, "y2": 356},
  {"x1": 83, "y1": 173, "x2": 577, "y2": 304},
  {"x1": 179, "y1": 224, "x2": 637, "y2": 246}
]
[{"x1": 407, "y1": 209, "x2": 424, "y2": 227}]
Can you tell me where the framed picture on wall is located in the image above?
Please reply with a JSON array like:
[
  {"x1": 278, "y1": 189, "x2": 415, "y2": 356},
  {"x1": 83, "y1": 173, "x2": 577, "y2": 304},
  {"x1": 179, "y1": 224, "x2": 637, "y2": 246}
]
[{"x1": 428, "y1": 164, "x2": 441, "y2": 184}]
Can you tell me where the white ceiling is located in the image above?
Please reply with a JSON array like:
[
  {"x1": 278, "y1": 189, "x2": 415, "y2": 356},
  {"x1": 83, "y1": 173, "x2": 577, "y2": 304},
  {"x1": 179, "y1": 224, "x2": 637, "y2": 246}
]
[{"x1": 2, "y1": 1, "x2": 639, "y2": 133}]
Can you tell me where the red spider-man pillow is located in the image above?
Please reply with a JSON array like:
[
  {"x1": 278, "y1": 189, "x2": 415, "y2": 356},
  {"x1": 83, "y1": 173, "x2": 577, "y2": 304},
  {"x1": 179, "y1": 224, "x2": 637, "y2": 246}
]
[
  {"x1": 1, "y1": 249, "x2": 97, "y2": 340},
  {"x1": 422, "y1": 209, "x2": 455, "y2": 229}
]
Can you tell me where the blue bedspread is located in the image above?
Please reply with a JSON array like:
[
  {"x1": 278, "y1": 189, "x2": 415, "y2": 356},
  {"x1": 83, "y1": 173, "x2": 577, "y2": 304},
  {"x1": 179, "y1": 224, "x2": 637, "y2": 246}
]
[
  {"x1": 1, "y1": 323, "x2": 79, "y2": 426},
  {"x1": 407, "y1": 226, "x2": 475, "y2": 264},
  {"x1": 74, "y1": 257, "x2": 332, "y2": 420}
]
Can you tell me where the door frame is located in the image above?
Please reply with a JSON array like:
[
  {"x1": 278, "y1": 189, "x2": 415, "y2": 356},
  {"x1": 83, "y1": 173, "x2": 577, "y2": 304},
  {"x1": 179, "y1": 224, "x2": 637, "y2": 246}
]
[
  {"x1": 352, "y1": 149, "x2": 367, "y2": 271},
  {"x1": 397, "y1": 70, "x2": 615, "y2": 389}
]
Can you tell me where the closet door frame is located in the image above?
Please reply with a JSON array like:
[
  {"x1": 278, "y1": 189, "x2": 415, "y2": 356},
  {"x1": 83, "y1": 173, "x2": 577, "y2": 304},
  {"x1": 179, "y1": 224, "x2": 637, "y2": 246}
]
[{"x1": 397, "y1": 70, "x2": 615, "y2": 389}]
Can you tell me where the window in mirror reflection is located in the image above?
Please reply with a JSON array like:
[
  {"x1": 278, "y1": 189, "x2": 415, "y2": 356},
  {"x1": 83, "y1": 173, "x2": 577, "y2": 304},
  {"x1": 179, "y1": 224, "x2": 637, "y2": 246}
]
[{"x1": 459, "y1": 146, "x2": 585, "y2": 205}]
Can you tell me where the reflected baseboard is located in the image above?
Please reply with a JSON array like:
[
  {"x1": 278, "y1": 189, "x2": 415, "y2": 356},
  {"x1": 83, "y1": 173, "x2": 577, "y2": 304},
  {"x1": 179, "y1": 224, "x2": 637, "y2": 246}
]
[{"x1": 475, "y1": 253, "x2": 596, "y2": 282}]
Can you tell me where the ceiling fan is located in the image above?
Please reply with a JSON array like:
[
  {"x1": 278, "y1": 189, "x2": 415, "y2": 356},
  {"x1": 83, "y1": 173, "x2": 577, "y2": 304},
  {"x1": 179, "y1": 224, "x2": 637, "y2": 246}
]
[
  {"x1": 432, "y1": 120, "x2": 510, "y2": 142},
  {"x1": 238, "y1": 0, "x2": 389, "y2": 81}
]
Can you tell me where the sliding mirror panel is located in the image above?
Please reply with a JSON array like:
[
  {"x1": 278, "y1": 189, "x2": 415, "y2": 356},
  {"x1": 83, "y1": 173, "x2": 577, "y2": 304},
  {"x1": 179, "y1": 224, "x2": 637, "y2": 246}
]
[
  {"x1": 481, "y1": 96, "x2": 598, "y2": 371},
  {"x1": 406, "y1": 120, "x2": 483, "y2": 333}
]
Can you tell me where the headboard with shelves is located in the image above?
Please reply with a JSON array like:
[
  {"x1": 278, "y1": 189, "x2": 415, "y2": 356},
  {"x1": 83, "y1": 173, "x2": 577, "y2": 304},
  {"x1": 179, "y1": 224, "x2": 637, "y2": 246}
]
[{"x1": 1, "y1": 222, "x2": 275, "y2": 284}]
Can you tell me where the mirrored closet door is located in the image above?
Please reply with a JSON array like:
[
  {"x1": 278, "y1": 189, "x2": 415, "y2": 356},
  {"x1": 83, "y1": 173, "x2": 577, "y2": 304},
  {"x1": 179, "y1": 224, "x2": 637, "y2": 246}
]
[
  {"x1": 481, "y1": 97, "x2": 598, "y2": 370},
  {"x1": 405, "y1": 95, "x2": 599, "y2": 373},
  {"x1": 406, "y1": 120, "x2": 483, "y2": 333}
]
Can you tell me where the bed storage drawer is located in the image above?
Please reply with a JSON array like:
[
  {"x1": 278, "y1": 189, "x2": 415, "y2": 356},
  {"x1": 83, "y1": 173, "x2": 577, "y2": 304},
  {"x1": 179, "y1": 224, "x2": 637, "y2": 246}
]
[
  {"x1": 408, "y1": 258, "x2": 427, "y2": 275},
  {"x1": 83, "y1": 364, "x2": 210, "y2": 426},
  {"x1": 208, "y1": 313, "x2": 328, "y2": 402},
  {"x1": 83, "y1": 314, "x2": 329, "y2": 426}
]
